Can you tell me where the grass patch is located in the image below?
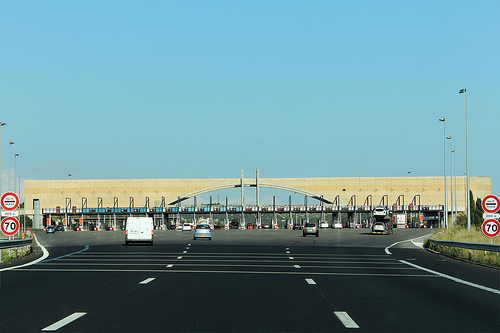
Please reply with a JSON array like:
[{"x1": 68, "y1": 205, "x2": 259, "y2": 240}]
[{"x1": 427, "y1": 225, "x2": 500, "y2": 267}]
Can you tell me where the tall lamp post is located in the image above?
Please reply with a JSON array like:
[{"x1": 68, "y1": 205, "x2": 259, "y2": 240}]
[
  {"x1": 459, "y1": 88, "x2": 471, "y2": 231},
  {"x1": 0, "y1": 122, "x2": 5, "y2": 193},
  {"x1": 14, "y1": 153, "x2": 19, "y2": 193},
  {"x1": 439, "y1": 118, "x2": 448, "y2": 229},
  {"x1": 452, "y1": 149, "x2": 457, "y2": 221},
  {"x1": 447, "y1": 137, "x2": 453, "y2": 226},
  {"x1": 8, "y1": 141, "x2": 14, "y2": 192}
]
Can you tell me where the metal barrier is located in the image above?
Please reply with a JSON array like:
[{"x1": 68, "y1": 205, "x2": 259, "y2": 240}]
[
  {"x1": 0, "y1": 238, "x2": 33, "y2": 250},
  {"x1": 429, "y1": 239, "x2": 500, "y2": 253}
]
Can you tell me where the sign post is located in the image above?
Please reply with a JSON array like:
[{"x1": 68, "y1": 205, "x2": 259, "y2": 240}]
[
  {"x1": 481, "y1": 195, "x2": 500, "y2": 214},
  {"x1": 481, "y1": 219, "x2": 500, "y2": 238},
  {"x1": 1, "y1": 192, "x2": 20, "y2": 239},
  {"x1": 481, "y1": 195, "x2": 500, "y2": 243},
  {"x1": 1, "y1": 216, "x2": 20, "y2": 236},
  {"x1": 1, "y1": 192, "x2": 20, "y2": 211}
]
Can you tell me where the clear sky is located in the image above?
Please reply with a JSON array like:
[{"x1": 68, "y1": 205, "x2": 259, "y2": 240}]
[{"x1": 1, "y1": 1, "x2": 499, "y2": 204}]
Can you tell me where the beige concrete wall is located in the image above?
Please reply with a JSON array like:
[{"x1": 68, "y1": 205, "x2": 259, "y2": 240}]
[{"x1": 24, "y1": 176, "x2": 491, "y2": 212}]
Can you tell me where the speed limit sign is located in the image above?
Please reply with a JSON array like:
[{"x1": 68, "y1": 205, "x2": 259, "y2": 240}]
[
  {"x1": 1, "y1": 217, "x2": 20, "y2": 236},
  {"x1": 482, "y1": 219, "x2": 500, "y2": 238}
]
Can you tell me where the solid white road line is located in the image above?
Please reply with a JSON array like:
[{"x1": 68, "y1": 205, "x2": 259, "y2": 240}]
[
  {"x1": 400, "y1": 260, "x2": 500, "y2": 295},
  {"x1": 139, "y1": 277, "x2": 156, "y2": 284},
  {"x1": 0, "y1": 234, "x2": 49, "y2": 272},
  {"x1": 305, "y1": 278, "x2": 316, "y2": 284},
  {"x1": 42, "y1": 312, "x2": 87, "y2": 331},
  {"x1": 385, "y1": 234, "x2": 433, "y2": 254},
  {"x1": 334, "y1": 311, "x2": 359, "y2": 329}
]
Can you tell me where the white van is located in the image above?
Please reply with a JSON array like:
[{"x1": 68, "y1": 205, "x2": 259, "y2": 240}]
[{"x1": 125, "y1": 217, "x2": 154, "y2": 245}]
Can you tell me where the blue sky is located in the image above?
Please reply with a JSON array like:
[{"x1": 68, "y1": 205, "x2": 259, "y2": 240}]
[{"x1": 1, "y1": 1, "x2": 499, "y2": 204}]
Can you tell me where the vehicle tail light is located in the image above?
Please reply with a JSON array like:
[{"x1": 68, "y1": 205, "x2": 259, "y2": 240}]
[{"x1": 126, "y1": 230, "x2": 128, "y2": 236}]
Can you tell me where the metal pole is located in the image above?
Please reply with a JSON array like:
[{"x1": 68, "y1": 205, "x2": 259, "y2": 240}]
[
  {"x1": 439, "y1": 118, "x2": 448, "y2": 229},
  {"x1": 8, "y1": 141, "x2": 14, "y2": 192},
  {"x1": 460, "y1": 88, "x2": 471, "y2": 230},
  {"x1": 454, "y1": 150, "x2": 457, "y2": 219},
  {"x1": 447, "y1": 137, "x2": 453, "y2": 226},
  {"x1": 241, "y1": 168, "x2": 244, "y2": 206},
  {"x1": 0, "y1": 122, "x2": 5, "y2": 194},
  {"x1": 14, "y1": 153, "x2": 19, "y2": 194}
]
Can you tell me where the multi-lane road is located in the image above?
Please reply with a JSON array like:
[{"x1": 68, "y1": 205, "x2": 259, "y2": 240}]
[{"x1": 0, "y1": 228, "x2": 499, "y2": 332}]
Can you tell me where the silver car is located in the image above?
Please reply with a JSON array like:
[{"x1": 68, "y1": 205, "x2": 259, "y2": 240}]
[
  {"x1": 303, "y1": 222, "x2": 319, "y2": 237},
  {"x1": 193, "y1": 224, "x2": 212, "y2": 240}
]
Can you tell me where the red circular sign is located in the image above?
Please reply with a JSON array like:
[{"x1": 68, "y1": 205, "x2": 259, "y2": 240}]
[
  {"x1": 1, "y1": 217, "x2": 20, "y2": 236},
  {"x1": 482, "y1": 195, "x2": 500, "y2": 213},
  {"x1": 482, "y1": 219, "x2": 500, "y2": 238},
  {"x1": 1, "y1": 192, "x2": 19, "y2": 211}
]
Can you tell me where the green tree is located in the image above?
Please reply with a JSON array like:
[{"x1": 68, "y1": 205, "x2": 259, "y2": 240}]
[
  {"x1": 473, "y1": 196, "x2": 484, "y2": 228},
  {"x1": 455, "y1": 191, "x2": 483, "y2": 229}
]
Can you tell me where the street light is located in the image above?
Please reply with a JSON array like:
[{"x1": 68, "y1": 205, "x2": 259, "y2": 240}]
[
  {"x1": 447, "y1": 137, "x2": 453, "y2": 226},
  {"x1": 439, "y1": 118, "x2": 448, "y2": 229},
  {"x1": 452, "y1": 149, "x2": 457, "y2": 222},
  {"x1": 14, "y1": 153, "x2": 19, "y2": 194},
  {"x1": 0, "y1": 122, "x2": 5, "y2": 193},
  {"x1": 459, "y1": 88, "x2": 471, "y2": 231},
  {"x1": 8, "y1": 141, "x2": 14, "y2": 192}
]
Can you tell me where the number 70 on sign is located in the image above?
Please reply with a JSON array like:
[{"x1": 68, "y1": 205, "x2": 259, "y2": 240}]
[
  {"x1": 482, "y1": 219, "x2": 500, "y2": 238},
  {"x1": 1, "y1": 217, "x2": 20, "y2": 236}
]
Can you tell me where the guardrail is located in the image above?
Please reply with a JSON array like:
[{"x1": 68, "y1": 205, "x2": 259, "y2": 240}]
[
  {"x1": 429, "y1": 239, "x2": 500, "y2": 253},
  {"x1": 0, "y1": 238, "x2": 33, "y2": 250}
]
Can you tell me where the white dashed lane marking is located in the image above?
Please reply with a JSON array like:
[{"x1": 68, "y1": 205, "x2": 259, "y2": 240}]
[
  {"x1": 335, "y1": 311, "x2": 359, "y2": 329},
  {"x1": 42, "y1": 312, "x2": 87, "y2": 331},
  {"x1": 139, "y1": 278, "x2": 156, "y2": 285}
]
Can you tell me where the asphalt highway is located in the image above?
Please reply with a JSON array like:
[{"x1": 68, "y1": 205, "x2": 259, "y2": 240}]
[{"x1": 0, "y1": 228, "x2": 498, "y2": 332}]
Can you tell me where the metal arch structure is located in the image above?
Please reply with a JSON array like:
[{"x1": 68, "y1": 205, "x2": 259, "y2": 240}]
[{"x1": 167, "y1": 181, "x2": 335, "y2": 205}]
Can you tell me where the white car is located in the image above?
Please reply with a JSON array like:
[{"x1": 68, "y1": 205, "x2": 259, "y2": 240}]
[
  {"x1": 333, "y1": 222, "x2": 343, "y2": 229},
  {"x1": 182, "y1": 224, "x2": 193, "y2": 231},
  {"x1": 373, "y1": 207, "x2": 387, "y2": 216}
]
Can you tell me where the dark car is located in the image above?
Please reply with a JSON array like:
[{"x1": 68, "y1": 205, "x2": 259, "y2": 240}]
[
  {"x1": 55, "y1": 225, "x2": 64, "y2": 231},
  {"x1": 292, "y1": 223, "x2": 302, "y2": 230}
]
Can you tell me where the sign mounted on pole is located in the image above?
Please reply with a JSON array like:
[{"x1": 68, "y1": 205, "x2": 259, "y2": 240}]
[
  {"x1": 481, "y1": 195, "x2": 500, "y2": 214},
  {"x1": 1, "y1": 217, "x2": 20, "y2": 236},
  {"x1": 1, "y1": 192, "x2": 19, "y2": 211},
  {"x1": 481, "y1": 219, "x2": 500, "y2": 238}
]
